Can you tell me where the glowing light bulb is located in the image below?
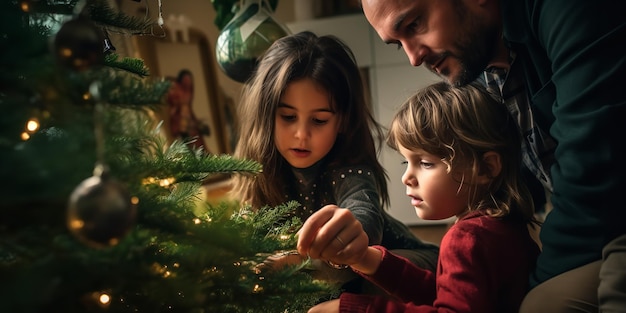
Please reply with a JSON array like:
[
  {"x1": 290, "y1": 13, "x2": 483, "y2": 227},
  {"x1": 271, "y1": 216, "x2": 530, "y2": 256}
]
[
  {"x1": 26, "y1": 118, "x2": 39, "y2": 132},
  {"x1": 20, "y1": 2, "x2": 30, "y2": 12},
  {"x1": 99, "y1": 293, "x2": 110, "y2": 304}
]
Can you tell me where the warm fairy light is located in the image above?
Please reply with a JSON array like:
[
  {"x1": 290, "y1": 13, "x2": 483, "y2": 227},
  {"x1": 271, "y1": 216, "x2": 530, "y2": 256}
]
[
  {"x1": 193, "y1": 218, "x2": 201, "y2": 224},
  {"x1": 20, "y1": 1, "x2": 30, "y2": 12},
  {"x1": 253, "y1": 284, "x2": 263, "y2": 293},
  {"x1": 279, "y1": 234, "x2": 289, "y2": 240},
  {"x1": 151, "y1": 262, "x2": 164, "y2": 274},
  {"x1": 21, "y1": 132, "x2": 30, "y2": 141},
  {"x1": 99, "y1": 293, "x2": 111, "y2": 305},
  {"x1": 87, "y1": 291, "x2": 112, "y2": 308},
  {"x1": 60, "y1": 48, "x2": 72, "y2": 57},
  {"x1": 159, "y1": 178, "x2": 175, "y2": 187},
  {"x1": 131, "y1": 196, "x2": 139, "y2": 205},
  {"x1": 151, "y1": 262, "x2": 177, "y2": 278},
  {"x1": 141, "y1": 177, "x2": 175, "y2": 187},
  {"x1": 26, "y1": 118, "x2": 39, "y2": 132},
  {"x1": 83, "y1": 92, "x2": 91, "y2": 101},
  {"x1": 69, "y1": 219, "x2": 85, "y2": 230}
]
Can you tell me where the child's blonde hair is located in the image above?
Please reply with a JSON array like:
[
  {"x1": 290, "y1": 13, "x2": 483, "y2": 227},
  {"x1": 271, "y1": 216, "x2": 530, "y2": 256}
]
[{"x1": 387, "y1": 81, "x2": 535, "y2": 222}]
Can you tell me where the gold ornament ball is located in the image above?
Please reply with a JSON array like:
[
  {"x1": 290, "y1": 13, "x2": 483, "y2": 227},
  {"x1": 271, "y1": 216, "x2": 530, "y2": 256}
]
[{"x1": 67, "y1": 174, "x2": 137, "y2": 248}]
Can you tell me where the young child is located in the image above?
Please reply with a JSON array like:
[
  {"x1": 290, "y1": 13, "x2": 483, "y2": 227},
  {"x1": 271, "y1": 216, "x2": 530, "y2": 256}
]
[
  {"x1": 298, "y1": 81, "x2": 541, "y2": 312},
  {"x1": 229, "y1": 31, "x2": 439, "y2": 288}
]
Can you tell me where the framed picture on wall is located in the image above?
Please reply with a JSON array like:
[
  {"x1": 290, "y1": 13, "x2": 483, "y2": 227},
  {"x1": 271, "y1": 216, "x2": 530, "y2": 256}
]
[{"x1": 134, "y1": 27, "x2": 230, "y2": 156}]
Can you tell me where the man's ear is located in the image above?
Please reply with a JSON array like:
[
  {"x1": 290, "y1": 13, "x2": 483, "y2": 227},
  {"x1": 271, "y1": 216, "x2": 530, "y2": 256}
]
[{"x1": 477, "y1": 151, "x2": 502, "y2": 185}]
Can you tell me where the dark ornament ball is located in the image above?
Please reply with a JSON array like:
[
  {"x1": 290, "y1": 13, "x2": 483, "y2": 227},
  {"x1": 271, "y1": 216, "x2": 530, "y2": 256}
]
[
  {"x1": 67, "y1": 173, "x2": 137, "y2": 248},
  {"x1": 215, "y1": 2, "x2": 289, "y2": 83},
  {"x1": 53, "y1": 17, "x2": 105, "y2": 72}
]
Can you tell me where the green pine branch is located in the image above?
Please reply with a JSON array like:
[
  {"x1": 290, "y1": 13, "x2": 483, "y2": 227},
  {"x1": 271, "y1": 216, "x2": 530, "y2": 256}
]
[
  {"x1": 88, "y1": 0, "x2": 154, "y2": 34},
  {"x1": 104, "y1": 53, "x2": 150, "y2": 77}
]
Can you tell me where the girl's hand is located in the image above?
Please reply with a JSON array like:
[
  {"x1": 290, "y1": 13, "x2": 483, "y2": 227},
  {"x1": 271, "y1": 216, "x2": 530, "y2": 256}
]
[
  {"x1": 307, "y1": 299, "x2": 340, "y2": 313},
  {"x1": 297, "y1": 205, "x2": 369, "y2": 268}
]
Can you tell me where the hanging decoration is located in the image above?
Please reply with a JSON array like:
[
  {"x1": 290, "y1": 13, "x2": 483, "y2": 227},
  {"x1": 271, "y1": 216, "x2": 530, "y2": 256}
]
[
  {"x1": 53, "y1": 15, "x2": 105, "y2": 71},
  {"x1": 53, "y1": 2, "x2": 138, "y2": 247},
  {"x1": 67, "y1": 162, "x2": 138, "y2": 248},
  {"x1": 215, "y1": 0, "x2": 290, "y2": 83},
  {"x1": 211, "y1": 0, "x2": 279, "y2": 30},
  {"x1": 66, "y1": 82, "x2": 138, "y2": 248}
]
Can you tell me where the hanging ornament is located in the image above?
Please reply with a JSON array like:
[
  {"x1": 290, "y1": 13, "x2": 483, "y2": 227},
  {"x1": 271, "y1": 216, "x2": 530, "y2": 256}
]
[
  {"x1": 67, "y1": 164, "x2": 137, "y2": 248},
  {"x1": 67, "y1": 82, "x2": 137, "y2": 248},
  {"x1": 215, "y1": 0, "x2": 290, "y2": 83},
  {"x1": 53, "y1": 15, "x2": 104, "y2": 71}
]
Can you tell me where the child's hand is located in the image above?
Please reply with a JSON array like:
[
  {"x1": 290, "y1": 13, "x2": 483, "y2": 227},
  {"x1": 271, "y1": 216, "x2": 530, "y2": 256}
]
[
  {"x1": 307, "y1": 298, "x2": 340, "y2": 313},
  {"x1": 296, "y1": 205, "x2": 370, "y2": 269}
]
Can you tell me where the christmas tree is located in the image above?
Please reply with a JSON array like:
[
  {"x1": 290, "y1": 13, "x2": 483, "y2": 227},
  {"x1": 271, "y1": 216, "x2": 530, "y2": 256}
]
[{"x1": 0, "y1": 1, "x2": 334, "y2": 312}]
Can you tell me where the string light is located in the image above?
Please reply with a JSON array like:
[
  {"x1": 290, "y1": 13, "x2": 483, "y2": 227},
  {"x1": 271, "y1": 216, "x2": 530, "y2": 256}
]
[
  {"x1": 99, "y1": 293, "x2": 111, "y2": 305},
  {"x1": 141, "y1": 177, "x2": 175, "y2": 186},
  {"x1": 85, "y1": 291, "x2": 112, "y2": 308},
  {"x1": 26, "y1": 118, "x2": 39, "y2": 132},
  {"x1": 20, "y1": 1, "x2": 30, "y2": 12},
  {"x1": 21, "y1": 116, "x2": 41, "y2": 141}
]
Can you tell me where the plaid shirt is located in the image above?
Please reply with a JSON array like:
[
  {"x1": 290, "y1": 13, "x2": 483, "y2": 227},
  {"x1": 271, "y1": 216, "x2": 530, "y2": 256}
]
[{"x1": 479, "y1": 53, "x2": 555, "y2": 193}]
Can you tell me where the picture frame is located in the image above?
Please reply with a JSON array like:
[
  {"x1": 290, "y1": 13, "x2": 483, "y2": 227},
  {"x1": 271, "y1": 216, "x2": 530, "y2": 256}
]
[{"x1": 134, "y1": 26, "x2": 232, "y2": 156}]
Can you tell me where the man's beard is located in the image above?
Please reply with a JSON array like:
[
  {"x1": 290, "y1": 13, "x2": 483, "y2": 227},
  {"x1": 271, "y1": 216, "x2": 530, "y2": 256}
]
[{"x1": 428, "y1": 9, "x2": 500, "y2": 87}]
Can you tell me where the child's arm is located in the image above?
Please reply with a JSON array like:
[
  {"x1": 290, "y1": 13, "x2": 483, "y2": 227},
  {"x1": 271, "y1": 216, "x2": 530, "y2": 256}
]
[
  {"x1": 331, "y1": 166, "x2": 386, "y2": 244},
  {"x1": 352, "y1": 246, "x2": 436, "y2": 305},
  {"x1": 348, "y1": 246, "x2": 382, "y2": 275},
  {"x1": 338, "y1": 216, "x2": 538, "y2": 312},
  {"x1": 296, "y1": 207, "x2": 436, "y2": 302}
]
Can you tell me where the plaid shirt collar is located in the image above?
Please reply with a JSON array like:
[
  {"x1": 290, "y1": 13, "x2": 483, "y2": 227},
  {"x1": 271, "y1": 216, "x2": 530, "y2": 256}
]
[{"x1": 480, "y1": 52, "x2": 555, "y2": 192}]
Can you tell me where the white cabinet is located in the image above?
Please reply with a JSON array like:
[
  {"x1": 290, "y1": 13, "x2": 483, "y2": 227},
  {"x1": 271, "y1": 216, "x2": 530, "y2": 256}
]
[
  {"x1": 287, "y1": 14, "x2": 372, "y2": 66},
  {"x1": 288, "y1": 15, "x2": 451, "y2": 225}
]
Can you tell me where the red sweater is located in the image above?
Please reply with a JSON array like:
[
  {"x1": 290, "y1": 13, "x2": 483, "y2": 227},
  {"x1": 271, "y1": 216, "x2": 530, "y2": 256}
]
[{"x1": 340, "y1": 211, "x2": 540, "y2": 312}]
